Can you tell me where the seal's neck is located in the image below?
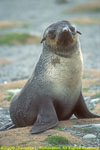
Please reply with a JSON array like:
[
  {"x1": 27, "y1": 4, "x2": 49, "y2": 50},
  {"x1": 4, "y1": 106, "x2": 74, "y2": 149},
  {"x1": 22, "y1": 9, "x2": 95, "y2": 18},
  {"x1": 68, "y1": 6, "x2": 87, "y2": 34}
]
[{"x1": 43, "y1": 39, "x2": 80, "y2": 58}]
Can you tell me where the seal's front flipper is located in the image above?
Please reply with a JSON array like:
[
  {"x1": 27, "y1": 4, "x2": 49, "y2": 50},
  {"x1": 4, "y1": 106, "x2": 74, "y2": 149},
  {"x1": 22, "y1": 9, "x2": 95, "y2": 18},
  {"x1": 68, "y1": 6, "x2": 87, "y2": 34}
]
[
  {"x1": 31, "y1": 96, "x2": 58, "y2": 134},
  {"x1": 74, "y1": 92, "x2": 100, "y2": 118},
  {"x1": 0, "y1": 122, "x2": 16, "y2": 131}
]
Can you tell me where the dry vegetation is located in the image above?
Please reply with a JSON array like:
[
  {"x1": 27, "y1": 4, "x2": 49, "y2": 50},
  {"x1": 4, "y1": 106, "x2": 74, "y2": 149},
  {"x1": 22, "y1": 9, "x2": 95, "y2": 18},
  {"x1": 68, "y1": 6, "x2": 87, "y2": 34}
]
[
  {"x1": 70, "y1": 17, "x2": 100, "y2": 25},
  {"x1": 69, "y1": 1, "x2": 100, "y2": 13},
  {"x1": 0, "y1": 33, "x2": 41, "y2": 45},
  {"x1": 0, "y1": 21, "x2": 28, "y2": 28}
]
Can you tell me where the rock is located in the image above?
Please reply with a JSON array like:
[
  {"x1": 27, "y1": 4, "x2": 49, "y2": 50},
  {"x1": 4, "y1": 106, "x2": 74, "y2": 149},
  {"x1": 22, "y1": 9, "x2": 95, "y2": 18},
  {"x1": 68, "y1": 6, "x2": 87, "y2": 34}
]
[
  {"x1": 7, "y1": 89, "x2": 21, "y2": 95},
  {"x1": 73, "y1": 124, "x2": 91, "y2": 128},
  {"x1": 83, "y1": 134, "x2": 96, "y2": 139},
  {"x1": 92, "y1": 124, "x2": 100, "y2": 128},
  {"x1": 91, "y1": 98, "x2": 100, "y2": 104}
]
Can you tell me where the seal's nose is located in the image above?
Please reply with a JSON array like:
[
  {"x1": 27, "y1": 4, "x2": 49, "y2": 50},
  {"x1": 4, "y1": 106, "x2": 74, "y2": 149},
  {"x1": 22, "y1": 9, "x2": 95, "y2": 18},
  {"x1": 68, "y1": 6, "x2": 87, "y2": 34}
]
[
  {"x1": 62, "y1": 27, "x2": 69, "y2": 33},
  {"x1": 62, "y1": 26, "x2": 76, "y2": 35}
]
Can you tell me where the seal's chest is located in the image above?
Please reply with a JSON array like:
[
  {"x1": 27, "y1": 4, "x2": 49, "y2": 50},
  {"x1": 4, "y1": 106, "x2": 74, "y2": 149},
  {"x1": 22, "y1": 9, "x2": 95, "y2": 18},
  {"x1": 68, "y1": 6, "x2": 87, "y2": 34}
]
[{"x1": 45, "y1": 54, "x2": 82, "y2": 94}]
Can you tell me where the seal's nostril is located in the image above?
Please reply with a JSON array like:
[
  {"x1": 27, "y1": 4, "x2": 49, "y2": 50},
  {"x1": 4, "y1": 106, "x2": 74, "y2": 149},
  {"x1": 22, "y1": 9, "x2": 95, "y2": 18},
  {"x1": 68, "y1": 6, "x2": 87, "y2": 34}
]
[
  {"x1": 62, "y1": 27, "x2": 69, "y2": 32},
  {"x1": 63, "y1": 30, "x2": 67, "y2": 33}
]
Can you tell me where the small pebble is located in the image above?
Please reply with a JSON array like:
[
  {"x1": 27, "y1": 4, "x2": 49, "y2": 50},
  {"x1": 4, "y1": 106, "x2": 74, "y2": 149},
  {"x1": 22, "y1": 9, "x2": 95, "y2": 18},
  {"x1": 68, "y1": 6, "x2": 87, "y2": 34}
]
[
  {"x1": 4, "y1": 81, "x2": 7, "y2": 84},
  {"x1": 92, "y1": 124, "x2": 100, "y2": 128},
  {"x1": 7, "y1": 89, "x2": 21, "y2": 95},
  {"x1": 91, "y1": 98, "x2": 100, "y2": 103},
  {"x1": 83, "y1": 134, "x2": 96, "y2": 139}
]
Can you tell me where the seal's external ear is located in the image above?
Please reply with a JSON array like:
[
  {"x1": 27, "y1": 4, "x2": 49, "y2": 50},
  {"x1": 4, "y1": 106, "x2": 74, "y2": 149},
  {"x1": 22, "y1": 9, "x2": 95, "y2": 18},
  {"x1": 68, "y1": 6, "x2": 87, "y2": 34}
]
[
  {"x1": 41, "y1": 37, "x2": 46, "y2": 43},
  {"x1": 77, "y1": 31, "x2": 82, "y2": 35}
]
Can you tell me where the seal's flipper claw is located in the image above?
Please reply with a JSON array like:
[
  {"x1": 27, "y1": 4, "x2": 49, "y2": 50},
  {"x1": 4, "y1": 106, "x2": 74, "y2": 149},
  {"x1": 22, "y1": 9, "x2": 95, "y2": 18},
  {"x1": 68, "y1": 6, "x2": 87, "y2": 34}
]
[
  {"x1": 74, "y1": 92, "x2": 100, "y2": 118},
  {"x1": 0, "y1": 122, "x2": 16, "y2": 131},
  {"x1": 31, "y1": 96, "x2": 58, "y2": 134}
]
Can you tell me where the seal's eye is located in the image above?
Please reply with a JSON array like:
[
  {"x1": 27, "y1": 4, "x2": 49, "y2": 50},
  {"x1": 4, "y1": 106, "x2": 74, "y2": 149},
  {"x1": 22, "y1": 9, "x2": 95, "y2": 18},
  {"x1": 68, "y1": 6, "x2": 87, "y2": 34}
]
[
  {"x1": 69, "y1": 26, "x2": 75, "y2": 32},
  {"x1": 48, "y1": 30, "x2": 56, "y2": 40},
  {"x1": 69, "y1": 26, "x2": 76, "y2": 35}
]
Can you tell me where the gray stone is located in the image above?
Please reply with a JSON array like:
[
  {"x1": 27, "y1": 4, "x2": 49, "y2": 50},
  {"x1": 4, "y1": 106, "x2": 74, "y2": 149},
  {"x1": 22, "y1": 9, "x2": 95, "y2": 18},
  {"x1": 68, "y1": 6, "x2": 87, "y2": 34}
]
[
  {"x1": 91, "y1": 98, "x2": 100, "y2": 104},
  {"x1": 92, "y1": 124, "x2": 100, "y2": 128},
  {"x1": 83, "y1": 134, "x2": 96, "y2": 139},
  {"x1": 73, "y1": 124, "x2": 91, "y2": 128},
  {"x1": 7, "y1": 89, "x2": 21, "y2": 95}
]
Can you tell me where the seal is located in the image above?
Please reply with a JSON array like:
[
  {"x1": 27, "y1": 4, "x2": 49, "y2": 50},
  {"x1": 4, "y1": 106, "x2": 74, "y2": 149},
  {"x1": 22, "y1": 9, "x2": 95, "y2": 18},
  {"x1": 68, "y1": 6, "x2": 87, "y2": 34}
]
[{"x1": 0, "y1": 20, "x2": 100, "y2": 133}]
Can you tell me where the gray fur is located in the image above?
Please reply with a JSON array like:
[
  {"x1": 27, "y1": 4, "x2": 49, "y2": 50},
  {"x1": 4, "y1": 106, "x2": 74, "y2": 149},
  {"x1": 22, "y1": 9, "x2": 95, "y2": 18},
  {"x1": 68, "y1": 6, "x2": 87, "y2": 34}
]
[
  {"x1": 0, "y1": 20, "x2": 99, "y2": 133},
  {"x1": 10, "y1": 21, "x2": 83, "y2": 126}
]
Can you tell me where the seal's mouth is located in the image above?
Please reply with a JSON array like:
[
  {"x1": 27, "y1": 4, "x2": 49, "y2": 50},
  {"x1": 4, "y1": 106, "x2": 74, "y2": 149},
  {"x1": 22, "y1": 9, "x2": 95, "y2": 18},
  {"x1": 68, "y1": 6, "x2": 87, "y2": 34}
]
[{"x1": 57, "y1": 29, "x2": 74, "y2": 46}]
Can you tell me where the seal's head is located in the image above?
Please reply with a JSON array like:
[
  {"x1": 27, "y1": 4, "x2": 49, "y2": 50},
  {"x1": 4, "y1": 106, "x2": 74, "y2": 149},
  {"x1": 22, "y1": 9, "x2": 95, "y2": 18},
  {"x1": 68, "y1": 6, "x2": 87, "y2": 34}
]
[{"x1": 41, "y1": 21, "x2": 81, "y2": 56}]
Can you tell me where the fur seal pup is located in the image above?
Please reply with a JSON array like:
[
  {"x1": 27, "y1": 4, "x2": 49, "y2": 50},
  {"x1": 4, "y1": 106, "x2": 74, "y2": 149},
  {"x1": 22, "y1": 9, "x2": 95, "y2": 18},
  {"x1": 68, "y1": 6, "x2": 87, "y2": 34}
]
[{"x1": 0, "y1": 20, "x2": 100, "y2": 133}]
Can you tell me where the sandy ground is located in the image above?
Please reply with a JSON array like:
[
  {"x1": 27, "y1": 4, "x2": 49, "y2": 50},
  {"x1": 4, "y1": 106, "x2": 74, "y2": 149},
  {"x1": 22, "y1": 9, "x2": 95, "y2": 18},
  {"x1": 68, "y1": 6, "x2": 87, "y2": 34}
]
[
  {"x1": 0, "y1": 118, "x2": 100, "y2": 147},
  {"x1": 0, "y1": 69, "x2": 100, "y2": 146}
]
